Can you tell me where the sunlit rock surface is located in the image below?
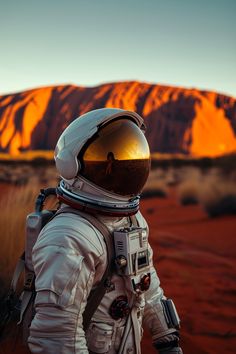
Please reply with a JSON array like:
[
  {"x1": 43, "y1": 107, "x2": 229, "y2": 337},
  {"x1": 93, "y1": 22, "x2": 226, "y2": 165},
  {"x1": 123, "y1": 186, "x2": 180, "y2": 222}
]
[{"x1": 0, "y1": 82, "x2": 235, "y2": 157}]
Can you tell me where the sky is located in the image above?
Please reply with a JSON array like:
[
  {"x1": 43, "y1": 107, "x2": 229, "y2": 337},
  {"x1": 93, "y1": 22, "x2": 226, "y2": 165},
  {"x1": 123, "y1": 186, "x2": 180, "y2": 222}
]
[{"x1": 0, "y1": 0, "x2": 235, "y2": 97}]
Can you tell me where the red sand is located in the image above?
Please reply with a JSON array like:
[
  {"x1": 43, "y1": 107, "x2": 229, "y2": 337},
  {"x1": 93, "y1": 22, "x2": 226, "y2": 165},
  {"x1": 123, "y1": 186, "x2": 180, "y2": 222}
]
[
  {"x1": 1, "y1": 189, "x2": 236, "y2": 353},
  {"x1": 140, "y1": 190, "x2": 236, "y2": 354}
]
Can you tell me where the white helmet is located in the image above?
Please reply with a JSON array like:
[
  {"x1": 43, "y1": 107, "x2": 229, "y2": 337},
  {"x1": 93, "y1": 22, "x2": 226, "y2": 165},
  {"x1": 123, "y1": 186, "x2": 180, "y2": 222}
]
[{"x1": 55, "y1": 108, "x2": 150, "y2": 216}]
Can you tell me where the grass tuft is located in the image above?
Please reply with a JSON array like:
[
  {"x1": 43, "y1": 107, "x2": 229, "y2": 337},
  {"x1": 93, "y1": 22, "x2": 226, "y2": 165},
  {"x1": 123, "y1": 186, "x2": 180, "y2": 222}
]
[
  {"x1": 0, "y1": 183, "x2": 46, "y2": 285},
  {"x1": 142, "y1": 172, "x2": 168, "y2": 198},
  {"x1": 177, "y1": 181, "x2": 200, "y2": 205},
  {"x1": 198, "y1": 178, "x2": 236, "y2": 217},
  {"x1": 176, "y1": 167, "x2": 202, "y2": 205}
]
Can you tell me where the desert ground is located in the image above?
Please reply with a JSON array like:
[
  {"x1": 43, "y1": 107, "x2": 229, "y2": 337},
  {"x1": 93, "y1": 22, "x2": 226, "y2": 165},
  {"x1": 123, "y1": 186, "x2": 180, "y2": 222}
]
[
  {"x1": 0, "y1": 162, "x2": 236, "y2": 354},
  {"x1": 140, "y1": 189, "x2": 236, "y2": 354}
]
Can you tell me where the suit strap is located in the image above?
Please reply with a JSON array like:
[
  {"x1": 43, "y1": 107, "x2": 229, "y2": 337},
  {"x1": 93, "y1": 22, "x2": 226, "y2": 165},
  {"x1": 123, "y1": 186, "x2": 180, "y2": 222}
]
[
  {"x1": 130, "y1": 214, "x2": 139, "y2": 227},
  {"x1": 55, "y1": 207, "x2": 114, "y2": 330}
]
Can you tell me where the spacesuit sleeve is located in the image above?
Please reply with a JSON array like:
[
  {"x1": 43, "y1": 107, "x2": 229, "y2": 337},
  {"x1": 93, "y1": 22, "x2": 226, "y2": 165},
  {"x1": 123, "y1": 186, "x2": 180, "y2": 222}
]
[
  {"x1": 28, "y1": 214, "x2": 106, "y2": 354},
  {"x1": 143, "y1": 245, "x2": 182, "y2": 353}
]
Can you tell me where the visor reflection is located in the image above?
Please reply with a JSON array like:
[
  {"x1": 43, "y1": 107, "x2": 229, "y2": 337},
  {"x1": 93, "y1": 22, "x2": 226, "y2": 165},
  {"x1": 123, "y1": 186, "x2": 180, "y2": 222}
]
[{"x1": 80, "y1": 119, "x2": 150, "y2": 196}]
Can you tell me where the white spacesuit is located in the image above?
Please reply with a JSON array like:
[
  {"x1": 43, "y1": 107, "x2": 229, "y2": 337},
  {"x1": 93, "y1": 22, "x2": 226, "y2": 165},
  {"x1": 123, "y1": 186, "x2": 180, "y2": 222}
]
[{"x1": 28, "y1": 108, "x2": 183, "y2": 354}]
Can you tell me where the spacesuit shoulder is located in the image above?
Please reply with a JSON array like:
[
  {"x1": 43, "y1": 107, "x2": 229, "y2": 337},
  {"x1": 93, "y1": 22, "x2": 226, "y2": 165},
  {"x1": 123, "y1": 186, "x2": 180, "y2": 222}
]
[{"x1": 34, "y1": 212, "x2": 106, "y2": 258}]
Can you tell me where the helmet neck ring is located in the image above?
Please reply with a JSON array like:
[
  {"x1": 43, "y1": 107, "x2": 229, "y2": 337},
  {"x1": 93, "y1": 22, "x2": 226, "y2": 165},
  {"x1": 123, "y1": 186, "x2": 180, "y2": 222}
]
[{"x1": 56, "y1": 181, "x2": 140, "y2": 217}]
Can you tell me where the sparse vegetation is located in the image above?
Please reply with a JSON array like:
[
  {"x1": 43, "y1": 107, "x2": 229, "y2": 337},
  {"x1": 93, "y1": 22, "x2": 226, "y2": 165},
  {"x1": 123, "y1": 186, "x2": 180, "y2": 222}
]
[
  {"x1": 0, "y1": 184, "x2": 40, "y2": 283},
  {"x1": 177, "y1": 181, "x2": 200, "y2": 205},
  {"x1": 142, "y1": 169, "x2": 169, "y2": 198},
  {"x1": 151, "y1": 152, "x2": 236, "y2": 171},
  {"x1": 0, "y1": 161, "x2": 58, "y2": 186},
  {"x1": 198, "y1": 178, "x2": 236, "y2": 217},
  {"x1": 145, "y1": 164, "x2": 236, "y2": 218},
  {"x1": 177, "y1": 168, "x2": 202, "y2": 205},
  {"x1": 0, "y1": 162, "x2": 58, "y2": 290},
  {"x1": 176, "y1": 167, "x2": 236, "y2": 216},
  {"x1": 0, "y1": 182, "x2": 58, "y2": 291}
]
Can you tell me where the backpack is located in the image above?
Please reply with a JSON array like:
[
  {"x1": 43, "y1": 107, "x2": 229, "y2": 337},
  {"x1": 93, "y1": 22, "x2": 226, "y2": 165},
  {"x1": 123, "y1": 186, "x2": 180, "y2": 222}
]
[{"x1": 0, "y1": 187, "x2": 114, "y2": 346}]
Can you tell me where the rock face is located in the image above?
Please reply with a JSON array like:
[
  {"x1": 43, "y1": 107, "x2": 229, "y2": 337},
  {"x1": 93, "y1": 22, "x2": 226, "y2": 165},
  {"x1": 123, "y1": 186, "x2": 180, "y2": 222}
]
[{"x1": 0, "y1": 81, "x2": 236, "y2": 156}]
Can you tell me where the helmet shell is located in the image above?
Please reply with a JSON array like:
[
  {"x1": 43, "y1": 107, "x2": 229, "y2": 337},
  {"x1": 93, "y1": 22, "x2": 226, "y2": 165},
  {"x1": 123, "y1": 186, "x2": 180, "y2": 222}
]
[{"x1": 55, "y1": 108, "x2": 145, "y2": 180}]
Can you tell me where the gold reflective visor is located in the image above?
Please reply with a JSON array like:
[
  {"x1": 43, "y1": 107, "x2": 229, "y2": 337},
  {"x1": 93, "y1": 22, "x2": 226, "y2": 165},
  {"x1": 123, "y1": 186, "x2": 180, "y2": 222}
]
[{"x1": 79, "y1": 118, "x2": 150, "y2": 196}]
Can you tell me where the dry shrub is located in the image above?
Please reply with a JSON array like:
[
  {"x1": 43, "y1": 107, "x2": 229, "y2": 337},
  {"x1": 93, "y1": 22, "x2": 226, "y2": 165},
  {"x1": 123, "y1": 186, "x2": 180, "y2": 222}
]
[
  {"x1": 0, "y1": 183, "x2": 43, "y2": 284},
  {"x1": 198, "y1": 175, "x2": 236, "y2": 217},
  {"x1": 0, "y1": 163, "x2": 58, "y2": 186},
  {"x1": 177, "y1": 180, "x2": 200, "y2": 205},
  {"x1": 165, "y1": 168, "x2": 179, "y2": 186},
  {"x1": 178, "y1": 166, "x2": 203, "y2": 183},
  {"x1": 0, "y1": 183, "x2": 59, "y2": 348},
  {"x1": 176, "y1": 168, "x2": 236, "y2": 216},
  {"x1": 148, "y1": 168, "x2": 166, "y2": 180},
  {"x1": 142, "y1": 170, "x2": 168, "y2": 198},
  {"x1": 177, "y1": 167, "x2": 203, "y2": 205}
]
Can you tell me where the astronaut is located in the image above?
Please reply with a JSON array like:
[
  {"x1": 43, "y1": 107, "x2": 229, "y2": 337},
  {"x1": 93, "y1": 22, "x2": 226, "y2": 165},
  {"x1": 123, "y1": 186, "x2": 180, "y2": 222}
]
[{"x1": 28, "y1": 108, "x2": 183, "y2": 354}]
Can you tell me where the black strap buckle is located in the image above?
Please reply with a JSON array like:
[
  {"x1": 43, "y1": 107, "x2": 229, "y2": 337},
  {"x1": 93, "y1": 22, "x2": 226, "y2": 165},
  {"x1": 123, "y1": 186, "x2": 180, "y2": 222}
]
[{"x1": 24, "y1": 272, "x2": 35, "y2": 291}]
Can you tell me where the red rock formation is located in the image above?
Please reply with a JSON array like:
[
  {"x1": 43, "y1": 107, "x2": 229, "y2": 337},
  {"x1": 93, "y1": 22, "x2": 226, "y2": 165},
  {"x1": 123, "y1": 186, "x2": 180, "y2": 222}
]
[{"x1": 0, "y1": 82, "x2": 235, "y2": 157}]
